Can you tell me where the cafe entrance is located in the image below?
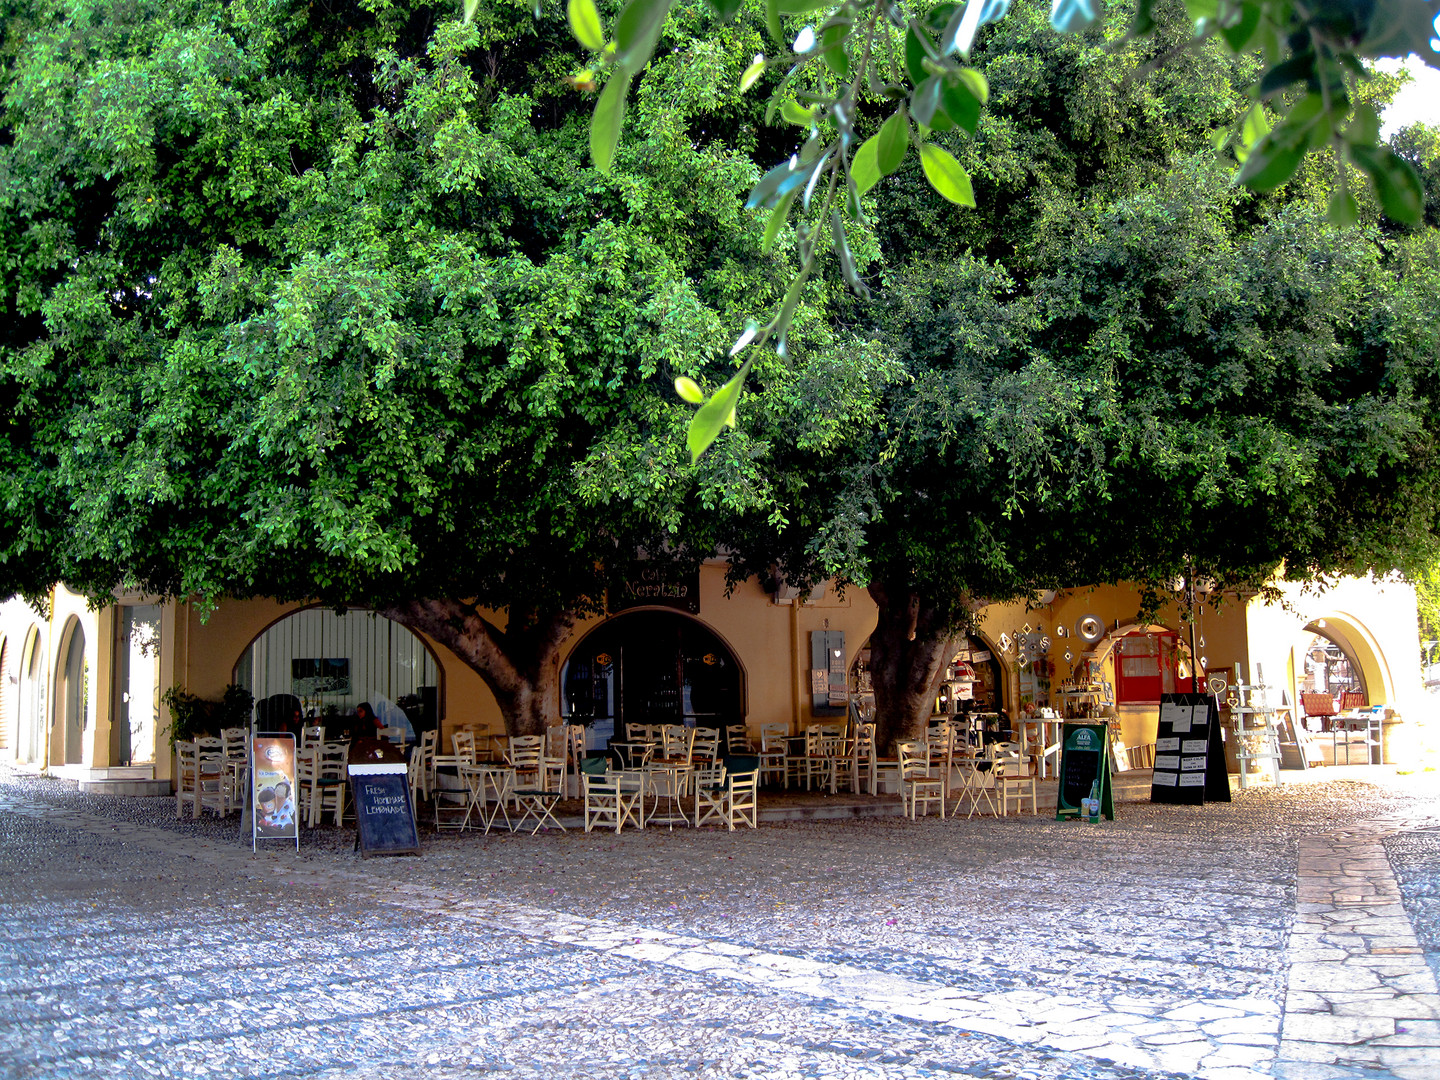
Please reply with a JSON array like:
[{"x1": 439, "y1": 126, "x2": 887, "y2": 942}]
[{"x1": 561, "y1": 611, "x2": 744, "y2": 749}]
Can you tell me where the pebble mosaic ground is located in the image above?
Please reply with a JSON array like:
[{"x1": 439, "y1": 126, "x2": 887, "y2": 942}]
[{"x1": 1, "y1": 765, "x2": 1437, "y2": 1080}]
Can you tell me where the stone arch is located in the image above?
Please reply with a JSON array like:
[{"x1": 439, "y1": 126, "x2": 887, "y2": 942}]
[
  {"x1": 53, "y1": 616, "x2": 88, "y2": 766},
  {"x1": 560, "y1": 608, "x2": 748, "y2": 736},
  {"x1": 1295, "y1": 611, "x2": 1392, "y2": 706},
  {"x1": 17, "y1": 625, "x2": 46, "y2": 765}
]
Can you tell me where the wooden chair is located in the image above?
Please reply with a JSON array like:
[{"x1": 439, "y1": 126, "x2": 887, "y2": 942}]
[
  {"x1": 504, "y1": 735, "x2": 545, "y2": 792},
  {"x1": 660, "y1": 725, "x2": 694, "y2": 764},
  {"x1": 695, "y1": 755, "x2": 759, "y2": 830},
  {"x1": 898, "y1": 740, "x2": 945, "y2": 819},
  {"x1": 787, "y1": 726, "x2": 836, "y2": 792},
  {"x1": 174, "y1": 741, "x2": 199, "y2": 818},
  {"x1": 756, "y1": 722, "x2": 788, "y2": 787},
  {"x1": 310, "y1": 742, "x2": 350, "y2": 826},
  {"x1": 300, "y1": 724, "x2": 325, "y2": 750},
  {"x1": 994, "y1": 741, "x2": 1037, "y2": 816},
  {"x1": 193, "y1": 736, "x2": 231, "y2": 817},
  {"x1": 582, "y1": 757, "x2": 643, "y2": 833},
  {"x1": 691, "y1": 727, "x2": 721, "y2": 766},
  {"x1": 725, "y1": 723, "x2": 752, "y2": 755}
]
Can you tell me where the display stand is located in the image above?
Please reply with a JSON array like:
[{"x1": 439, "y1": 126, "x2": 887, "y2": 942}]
[
  {"x1": 1054, "y1": 723, "x2": 1115, "y2": 821},
  {"x1": 1228, "y1": 664, "x2": 1283, "y2": 789},
  {"x1": 1150, "y1": 693, "x2": 1231, "y2": 805}
]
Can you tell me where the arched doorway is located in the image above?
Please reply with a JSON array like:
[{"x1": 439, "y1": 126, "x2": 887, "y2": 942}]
[
  {"x1": 0, "y1": 636, "x2": 10, "y2": 755},
  {"x1": 561, "y1": 611, "x2": 744, "y2": 749},
  {"x1": 234, "y1": 607, "x2": 442, "y2": 735},
  {"x1": 55, "y1": 618, "x2": 88, "y2": 765},
  {"x1": 18, "y1": 627, "x2": 45, "y2": 765},
  {"x1": 1296, "y1": 625, "x2": 1367, "y2": 702}
]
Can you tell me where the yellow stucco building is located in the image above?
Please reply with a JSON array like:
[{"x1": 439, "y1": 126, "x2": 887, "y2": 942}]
[{"x1": 1, "y1": 567, "x2": 1431, "y2": 789}]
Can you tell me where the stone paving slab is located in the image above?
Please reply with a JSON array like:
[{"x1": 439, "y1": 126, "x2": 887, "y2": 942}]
[
  {"x1": 4, "y1": 767, "x2": 1440, "y2": 1080},
  {"x1": 1277, "y1": 822, "x2": 1440, "y2": 1080}
]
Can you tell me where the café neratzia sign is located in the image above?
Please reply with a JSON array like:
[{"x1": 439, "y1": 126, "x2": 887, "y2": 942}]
[{"x1": 609, "y1": 562, "x2": 700, "y2": 615}]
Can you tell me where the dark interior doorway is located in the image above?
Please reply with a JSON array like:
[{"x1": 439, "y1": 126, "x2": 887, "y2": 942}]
[{"x1": 562, "y1": 612, "x2": 743, "y2": 746}]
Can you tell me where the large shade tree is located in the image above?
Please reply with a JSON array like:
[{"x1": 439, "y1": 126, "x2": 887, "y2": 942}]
[
  {"x1": 0, "y1": 0, "x2": 855, "y2": 733},
  {"x1": 586, "y1": 1, "x2": 1440, "y2": 749}
]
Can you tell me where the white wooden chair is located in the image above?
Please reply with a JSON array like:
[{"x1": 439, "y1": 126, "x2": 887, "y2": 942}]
[
  {"x1": 583, "y1": 759, "x2": 644, "y2": 833},
  {"x1": 695, "y1": 756, "x2": 760, "y2": 830},
  {"x1": 898, "y1": 740, "x2": 945, "y2": 819},
  {"x1": 174, "y1": 741, "x2": 200, "y2": 818},
  {"x1": 756, "y1": 722, "x2": 788, "y2": 787},
  {"x1": 995, "y1": 742, "x2": 1037, "y2": 816},
  {"x1": 193, "y1": 736, "x2": 231, "y2": 817}
]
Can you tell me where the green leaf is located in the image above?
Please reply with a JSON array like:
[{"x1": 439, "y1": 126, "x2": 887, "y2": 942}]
[
  {"x1": 1219, "y1": 2, "x2": 1261, "y2": 52},
  {"x1": 462, "y1": 0, "x2": 481, "y2": 24},
  {"x1": 1347, "y1": 103, "x2": 1381, "y2": 148},
  {"x1": 1259, "y1": 53, "x2": 1316, "y2": 97},
  {"x1": 823, "y1": 45, "x2": 849, "y2": 79},
  {"x1": 877, "y1": 108, "x2": 909, "y2": 175},
  {"x1": 776, "y1": 0, "x2": 835, "y2": 12},
  {"x1": 956, "y1": 67, "x2": 988, "y2": 105},
  {"x1": 1351, "y1": 145, "x2": 1425, "y2": 225},
  {"x1": 688, "y1": 359, "x2": 752, "y2": 463},
  {"x1": 740, "y1": 55, "x2": 767, "y2": 92},
  {"x1": 568, "y1": 0, "x2": 605, "y2": 51},
  {"x1": 1357, "y1": 0, "x2": 1440, "y2": 67},
  {"x1": 910, "y1": 75, "x2": 945, "y2": 129},
  {"x1": 941, "y1": 79, "x2": 981, "y2": 134},
  {"x1": 919, "y1": 143, "x2": 975, "y2": 206},
  {"x1": 1184, "y1": 0, "x2": 1218, "y2": 21},
  {"x1": 1234, "y1": 103, "x2": 1269, "y2": 163},
  {"x1": 1131, "y1": 0, "x2": 1157, "y2": 34},
  {"x1": 703, "y1": 0, "x2": 745, "y2": 21},
  {"x1": 1327, "y1": 188, "x2": 1359, "y2": 227},
  {"x1": 781, "y1": 99, "x2": 814, "y2": 126},
  {"x1": 905, "y1": 28, "x2": 930, "y2": 86},
  {"x1": 765, "y1": 0, "x2": 784, "y2": 45},
  {"x1": 852, "y1": 135, "x2": 882, "y2": 194},
  {"x1": 614, "y1": 0, "x2": 674, "y2": 72},
  {"x1": 674, "y1": 376, "x2": 704, "y2": 404},
  {"x1": 761, "y1": 189, "x2": 798, "y2": 252},
  {"x1": 1234, "y1": 134, "x2": 1304, "y2": 192},
  {"x1": 590, "y1": 72, "x2": 630, "y2": 173},
  {"x1": 832, "y1": 211, "x2": 870, "y2": 298}
]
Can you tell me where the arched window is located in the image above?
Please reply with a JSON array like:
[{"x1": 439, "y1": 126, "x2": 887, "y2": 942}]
[{"x1": 235, "y1": 608, "x2": 441, "y2": 730}]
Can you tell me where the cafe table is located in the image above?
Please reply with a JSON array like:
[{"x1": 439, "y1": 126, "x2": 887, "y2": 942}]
[
  {"x1": 459, "y1": 763, "x2": 515, "y2": 833},
  {"x1": 642, "y1": 759, "x2": 692, "y2": 829}
]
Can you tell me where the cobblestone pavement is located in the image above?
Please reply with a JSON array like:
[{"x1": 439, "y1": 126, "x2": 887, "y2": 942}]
[{"x1": 1, "y1": 766, "x2": 1438, "y2": 1080}]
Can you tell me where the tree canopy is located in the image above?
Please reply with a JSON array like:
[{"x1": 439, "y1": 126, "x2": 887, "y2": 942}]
[{"x1": 2, "y1": 0, "x2": 1438, "y2": 744}]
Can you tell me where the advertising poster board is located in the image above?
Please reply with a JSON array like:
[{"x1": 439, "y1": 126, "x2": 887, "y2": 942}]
[
  {"x1": 350, "y1": 763, "x2": 421, "y2": 857},
  {"x1": 252, "y1": 734, "x2": 300, "y2": 851},
  {"x1": 1150, "y1": 692, "x2": 1231, "y2": 805},
  {"x1": 1055, "y1": 722, "x2": 1114, "y2": 821}
]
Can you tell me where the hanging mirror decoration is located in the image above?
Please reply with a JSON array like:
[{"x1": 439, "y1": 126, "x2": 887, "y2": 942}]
[
  {"x1": 997, "y1": 632, "x2": 1013, "y2": 654},
  {"x1": 1039, "y1": 635, "x2": 1052, "y2": 652},
  {"x1": 1021, "y1": 622, "x2": 1033, "y2": 635},
  {"x1": 1064, "y1": 647, "x2": 1073, "y2": 662},
  {"x1": 1076, "y1": 614, "x2": 1104, "y2": 644}
]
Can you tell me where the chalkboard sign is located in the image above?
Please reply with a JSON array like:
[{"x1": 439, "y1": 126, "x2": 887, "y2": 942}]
[
  {"x1": 350, "y1": 764, "x2": 421, "y2": 857},
  {"x1": 1150, "y1": 693, "x2": 1231, "y2": 805},
  {"x1": 1055, "y1": 723, "x2": 1114, "y2": 821}
]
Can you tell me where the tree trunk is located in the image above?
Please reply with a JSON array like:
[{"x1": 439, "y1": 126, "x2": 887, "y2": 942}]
[
  {"x1": 865, "y1": 580, "x2": 970, "y2": 756},
  {"x1": 380, "y1": 599, "x2": 574, "y2": 737}
]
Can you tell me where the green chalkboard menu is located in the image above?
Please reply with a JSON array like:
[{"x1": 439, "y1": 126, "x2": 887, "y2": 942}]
[
  {"x1": 1150, "y1": 693, "x2": 1231, "y2": 805},
  {"x1": 350, "y1": 764, "x2": 421, "y2": 857},
  {"x1": 1055, "y1": 723, "x2": 1114, "y2": 821}
]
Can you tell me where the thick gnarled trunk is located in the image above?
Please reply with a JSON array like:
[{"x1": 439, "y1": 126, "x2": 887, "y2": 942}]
[
  {"x1": 865, "y1": 580, "x2": 970, "y2": 756},
  {"x1": 381, "y1": 598, "x2": 573, "y2": 737}
]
